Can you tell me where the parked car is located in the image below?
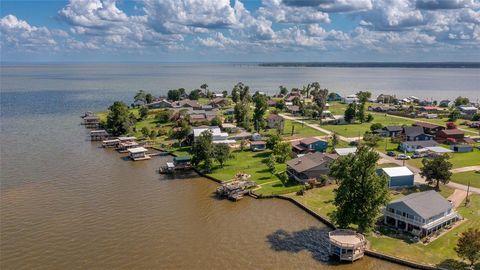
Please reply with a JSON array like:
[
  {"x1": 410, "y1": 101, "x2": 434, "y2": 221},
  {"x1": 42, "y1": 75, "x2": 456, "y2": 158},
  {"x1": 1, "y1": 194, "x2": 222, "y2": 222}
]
[
  {"x1": 387, "y1": 151, "x2": 396, "y2": 157},
  {"x1": 396, "y1": 154, "x2": 411, "y2": 160},
  {"x1": 412, "y1": 153, "x2": 428, "y2": 159}
]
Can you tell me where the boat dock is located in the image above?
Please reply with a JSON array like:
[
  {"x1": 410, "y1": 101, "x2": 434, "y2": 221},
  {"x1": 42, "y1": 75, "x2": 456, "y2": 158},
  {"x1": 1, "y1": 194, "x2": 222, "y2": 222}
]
[
  {"x1": 329, "y1": 229, "x2": 366, "y2": 262},
  {"x1": 159, "y1": 156, "x2": 193, "y2": 174},
  {"x1": 215, "y1": 173, "x2": 257, "y2": 201}
]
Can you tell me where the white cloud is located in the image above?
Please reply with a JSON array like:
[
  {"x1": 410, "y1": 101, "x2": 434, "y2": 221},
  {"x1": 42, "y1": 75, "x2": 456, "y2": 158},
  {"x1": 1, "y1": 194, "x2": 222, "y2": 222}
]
[
  {"x1": 282, "y1": 0, "x2": 373, "y2": 12},
  {"x1": 259, "y1": 0, "x2": 330, "y2": 24},
  {"x1": 0, "y1": 14, "x2": 67, "y2": 51}
]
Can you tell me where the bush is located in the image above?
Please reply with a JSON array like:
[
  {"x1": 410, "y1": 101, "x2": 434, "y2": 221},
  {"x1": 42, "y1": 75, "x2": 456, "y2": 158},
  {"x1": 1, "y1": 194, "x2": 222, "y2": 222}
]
[
  {"x1": 370, "y1": 123, "x2": 383, "y2": 132},
  {"x1": 156, "y1": 109, "x2": 173, "y2": 123}
]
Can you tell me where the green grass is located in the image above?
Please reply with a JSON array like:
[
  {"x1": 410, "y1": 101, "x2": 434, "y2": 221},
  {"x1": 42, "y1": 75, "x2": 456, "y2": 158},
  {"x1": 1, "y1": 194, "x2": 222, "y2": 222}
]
[
  {"x1": 451, "y1": 171, "x2": 480, "y2": 188},
  {"x1": 377, "y1": 162, "x2": 400, "y2": 168},
  {"x1": 368, "y1": 194, "x2": 480, "y2": 268},
  {"x1": 263, "y1": 119, "x2": 327, "y2": 138},
  {"x1": 256, "y1": 179, "x2": 303, "y2": 196},
  {"x1": 407, "y1": 148, "x2": 480, "y2": 169},
  {"x1": 285, "y1": 185, "x2": 337, "y2": 218},
  {"x1": 321, "y1": 114, "x2": 415, "y2": 137}
]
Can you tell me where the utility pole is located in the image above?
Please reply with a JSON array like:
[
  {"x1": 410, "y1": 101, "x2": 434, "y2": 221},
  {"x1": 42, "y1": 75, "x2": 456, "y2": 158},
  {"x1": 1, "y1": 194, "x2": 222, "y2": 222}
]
[{"x1": 465, "y1": 180, "x2": 470, "y2": 207}]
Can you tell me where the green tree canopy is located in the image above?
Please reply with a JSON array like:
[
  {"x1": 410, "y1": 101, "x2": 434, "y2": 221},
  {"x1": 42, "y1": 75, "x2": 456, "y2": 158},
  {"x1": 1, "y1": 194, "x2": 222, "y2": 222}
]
[
  {"x1": 455, "y1": 228, "x2": 480, "y2": 267},
  {"x1": 139, "y1": 106, "x2": 149, "y2": 120},
  {"x1": 329, "y1": 145, "x2": 389, "y2": 232},
  {"x1": 134, "y1": 90, "x2": 147, "y2": 104},
  {"x1": 192, "y1": 130, "x2": 214, "y2": 172},
  {"x1": 420, "y1": 154, "x2": 452, "y2": 190},
  {"x1": 253, "y1": 93, "x2": 268, "y2": 131},
  {"x1": 344, "y1": 103, "x2": 356, "y2": 123},
  {"x1": 273, "y1": 142, "x2": 292, "y2": 163},
  {"x1": 454, "y1": 96, "x2": 470, "y2": 107},
  {"x1": 167, "y1": 89, "x2": 181, "y2": 101},
  {"x1": 106, "y1": 101, "x2": 136, "y2": 136},
  {"x1": 213, "y1": 143, "x2": 231, "y2": 168}
]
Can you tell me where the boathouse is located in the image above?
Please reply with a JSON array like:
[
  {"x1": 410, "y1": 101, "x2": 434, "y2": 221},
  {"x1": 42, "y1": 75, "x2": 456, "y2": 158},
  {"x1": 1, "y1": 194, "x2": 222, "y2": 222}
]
[
  {"x1": 102, "y1": 139, "x2": 120, "y2": 148},
  {"x1": 128, "y1": 147, "x2": 150, "y2": 161},
  {"x1": 90, "y1": 130, "x2": 109, "y2": 141},
  {"x1": 83, "y1": 115, "x2": 100, "y2": 128},
  {"x1": 329, "y1": 230, "x2": 366, "y2": 262}
]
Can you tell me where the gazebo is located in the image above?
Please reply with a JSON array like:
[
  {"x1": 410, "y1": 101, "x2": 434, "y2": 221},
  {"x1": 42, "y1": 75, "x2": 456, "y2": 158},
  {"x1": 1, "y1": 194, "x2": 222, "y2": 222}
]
[{"x1": 329, "y1": 229, "x2": 366, "y2": 262}]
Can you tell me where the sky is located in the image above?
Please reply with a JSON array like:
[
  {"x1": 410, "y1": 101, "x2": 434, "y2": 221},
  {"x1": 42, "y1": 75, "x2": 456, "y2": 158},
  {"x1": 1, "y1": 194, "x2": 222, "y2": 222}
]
[{"x1": 1, "y1": 0, "x2": 479, "y2": 62}]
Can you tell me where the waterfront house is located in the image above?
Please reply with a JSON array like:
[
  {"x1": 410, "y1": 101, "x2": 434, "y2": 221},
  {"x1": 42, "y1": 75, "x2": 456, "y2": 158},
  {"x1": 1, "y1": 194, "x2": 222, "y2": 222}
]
[
  {"x1": 117, "y1": 141, "x2": 140, "y2": 152},
  {"x1": 146, "y1": 99, "x2": 172, "y2": 109},
  {"x1": 377, "y1": 94, "x2": 396, "y2": 104},
  {"x1": 343, "y1": 94, "x2": 358, "y2": 104},
  {"x1": 377, "y1": 166, "x2": 414, "y2": 188},
  {"x1": 172, "y1": 99, "x2": 202, "y2": 109},
  {"x1": 286, "y1": 152, "x2": 338, "y2": 183},
  {"x1": 399, "y1": 140, "x2": 438, "y2": 152},
  {"x1": 450, "y1": 144, "x2": 473, "y2": 153},
  {"x1": 413, "y1": 122, "x2": 445, "y2": 135},
  {"x1": 266, "y1": 114, "x2": 285, "y2": 130},
  {"x1": 403, "y1": 126, "x2": 433, "y2": 141},
  {"x1": 327, "y1": 92, "x2": 342, "y2": 102},
  {"x1": 458, "y1": 105, "x2": 478, "y2": 118},
  {"x1": 192, "y1": 126, "x2": 235, "y2": 144},
  {"x1": 128, "y1": 147, "x2": 150, "y2": 161},
  {"x1": 383, "y1": 190, "x2": 460, "y2": 237},
  {"x1": 209, "y1": 97, "x2": 228, "y2": 108},
  {"x1": 333, "y1": 147, "x2": 357, "y2": 156},
  {"x1": 90, "y1": 130, "x2": 109, "y2": 141},
  {"x1": 292, "y1": 137, "x2": 328, "y2": 155},
  {"x1": 439, "y1": 100, "x2": 453, "y2": 108},
  {"x1": 250, "y1": 141, "x2": 266, "y2": 151},
  {"x1": 435, "y1": 129, "x2": 464, "y2": 144}
]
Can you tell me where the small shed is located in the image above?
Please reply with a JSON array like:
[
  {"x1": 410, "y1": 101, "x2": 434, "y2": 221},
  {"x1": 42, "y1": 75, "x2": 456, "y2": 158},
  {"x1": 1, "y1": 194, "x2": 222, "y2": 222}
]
[
  {"x1": 451, "y1": 144, "x2": 473, "y2": 153},
  {"x1": 378, "y1": 166, "x2": 414, "y2": 188},
  {"x1": 424, "y1": 146, "x2": 454, "y2": 154}
]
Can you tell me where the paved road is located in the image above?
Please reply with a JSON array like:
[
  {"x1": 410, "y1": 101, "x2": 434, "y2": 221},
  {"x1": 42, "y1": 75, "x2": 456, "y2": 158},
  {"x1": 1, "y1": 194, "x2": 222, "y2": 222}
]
[{"x1": 279, "y1": 113, "x2": 480, "y2": 194}]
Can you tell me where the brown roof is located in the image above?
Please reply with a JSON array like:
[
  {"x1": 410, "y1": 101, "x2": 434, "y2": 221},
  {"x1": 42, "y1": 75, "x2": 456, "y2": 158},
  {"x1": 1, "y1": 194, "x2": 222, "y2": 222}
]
[
  {"x1": 210, "y1": 97, "x2": 226, "y2": 104},
  {"x1": 173, "y1": 99, "x2": 201, "y2": 108},
  {"x1": 287, "y1": 105, "x2": 300, "y2": 112},
  {"x1": 439, "y1": 129, "x2": 464, "y2": 136},
  {"x1": 300, "y1": 137, "x2": 322, "y2": 145},
  {"x1": 267, "y1": 114, "x2": 283, "y2": 121},
  {"x1": 250, "y1": 141, "x2": 266, "y2": 145},
  {"x1": 414, "y1": 122, "x2": 443, "y2": 129},
  {"x1": 286, "y1": 152, "x2": 338, "y2": 173}
]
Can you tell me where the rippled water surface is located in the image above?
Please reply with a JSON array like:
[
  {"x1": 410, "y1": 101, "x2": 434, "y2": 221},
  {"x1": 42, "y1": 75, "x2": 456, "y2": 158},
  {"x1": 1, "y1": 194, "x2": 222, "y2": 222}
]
[{"x1": 0, "y1": 64, "x2": 432, "y2": 269}]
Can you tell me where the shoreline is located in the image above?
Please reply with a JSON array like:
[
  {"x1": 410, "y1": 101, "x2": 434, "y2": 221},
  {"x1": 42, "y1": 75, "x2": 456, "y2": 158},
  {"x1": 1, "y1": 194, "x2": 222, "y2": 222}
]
[{"x1": 160, "y1": 148, "x2": 445, "y2": 270}]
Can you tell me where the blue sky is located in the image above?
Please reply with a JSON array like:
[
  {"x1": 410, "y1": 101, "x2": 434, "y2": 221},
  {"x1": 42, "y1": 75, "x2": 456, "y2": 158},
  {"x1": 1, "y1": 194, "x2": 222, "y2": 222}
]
[{"x1": 1, "y1": 0, "x2": 479, "y2": 62}]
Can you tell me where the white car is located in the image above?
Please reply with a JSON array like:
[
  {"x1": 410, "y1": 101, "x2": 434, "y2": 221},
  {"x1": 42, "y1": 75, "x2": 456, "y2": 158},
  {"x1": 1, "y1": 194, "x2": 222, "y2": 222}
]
[{"x1": 396, "y1": 154, "x2": 411, "y2": 160}]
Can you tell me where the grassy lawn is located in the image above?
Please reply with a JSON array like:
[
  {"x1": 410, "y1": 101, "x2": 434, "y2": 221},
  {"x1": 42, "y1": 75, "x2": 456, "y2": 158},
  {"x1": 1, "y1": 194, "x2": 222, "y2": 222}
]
[
  {"x1": 283, "y1": 119, "x2": 327, "y2": 137},
  {"x1": 407, "y1": 148, "x2": 480, "y2": 169},
  {"x1": 321, "y1": 114, "x2": 415, "y2": 137},
  {"x1": 451, "y1": 171, "x2": 480, "y2": 188},
  {"x1": 368, "y1": 194, "x2": 480, "y2": 268},
  {"x1": 287, "y1": 183, "x2": 465, "y2": 268}
]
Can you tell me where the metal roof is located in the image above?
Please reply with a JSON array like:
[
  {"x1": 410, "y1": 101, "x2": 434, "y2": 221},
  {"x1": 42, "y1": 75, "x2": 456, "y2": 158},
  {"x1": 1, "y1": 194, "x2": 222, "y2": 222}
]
[
  {"x1": 424, "y1": 146, "x2": 454, "y2": 153},
  {"x1": 381, "y1": 166, "x2": 414, "y2": 177},
  {"x1": 389, "y1": 190, "x2": 453, "y2": 220},
  {"x1": 128, "y1": 147, "x2": 148, "y2": 154},
  {"x1": 334, "y1": 147, "x2": 357, "y2": 156}
]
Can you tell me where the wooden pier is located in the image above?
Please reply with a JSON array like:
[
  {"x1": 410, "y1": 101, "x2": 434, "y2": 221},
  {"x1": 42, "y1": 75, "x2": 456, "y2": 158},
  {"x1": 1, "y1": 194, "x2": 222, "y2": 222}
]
[{"x1": 215, "y1": 173, "x2": 257, "y2": 201}]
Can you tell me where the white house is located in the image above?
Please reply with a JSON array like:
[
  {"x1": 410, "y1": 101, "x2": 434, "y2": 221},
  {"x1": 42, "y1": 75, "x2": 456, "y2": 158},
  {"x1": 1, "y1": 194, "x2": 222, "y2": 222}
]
[
  {"x1": 343, "y1": 95, "x2": 358, "y2": 104},
  {"x1": 193, "y1": 126, "x2": 235, "y2": 144}
]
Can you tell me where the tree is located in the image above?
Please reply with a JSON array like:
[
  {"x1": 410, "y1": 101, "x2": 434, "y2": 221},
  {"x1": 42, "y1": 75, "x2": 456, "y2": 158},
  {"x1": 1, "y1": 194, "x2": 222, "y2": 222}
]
[
  {"x1": 357, "y1": 103, "x2": 366, "y2": 123},
  {"x1": 329, "y1": 145, "x2": 389, "y2": 232},
  {"x1": 192, "y1": 130, "x2": 214, "y2": 172},
  {"x1": 448, "y1": 110, "x2": 460, "y2": 121},
  {"x1": 149, "y1": 130, "x2": 157, "y2": 140},
  {"x1": 312, "y1": 82, "x2": 328, "y2": 122},
  {"x1": 178, "y1": 88, "x2": 186, "y2": 97},
  {"x1": 106, "y1": 101, "x2": 135, "y2": 136},
  {"x1": 472, "y1": 113, "x2": 480, "y2": 121},
  {"x1": 156, "y1": 109, "x2": 173, "y2": 123},
  {"x1": 455, "y1": 228, "x2": 480, "y2": 267},
  {"x1": 266, "y1": 134, "x2": 281, "y2": 150},
  {"x1": 253, "y1": 93, "x2": 268, "y2": 131},
  {"x1": 231, "y1": 87, "x2": 240, "y2": 103},
  {"x1": 234, "y1": 100, "x2": 250, "y2": 129},
  {"x1": 222, "y1": 90, "x2": 228, "y2": 97},
  {"x1": 356, "y1": 91, "x2": 371, "y2": 123},
  {"x1": 266, "y1": 155, "x2": 276, "y2": 174},
  {"x1": 273, "y1": 142, "x2": 292, "y2": 163},
  {"x1": 200, "y1": 83, "x2": 208, "y2": 94},
  {"x1": 210, "y1": 116, "x2": 222, "y2": 126},
  {"x1": 366, "y1": 113, "x2": 374, "y2": 122},
  {"x1": 145, "y1": 93, "x2": 153, "y2": 104},
  {"x1": 279, "y1": 85, "x2": 288, "y2": 96},
  {"x1": 446, "y1": 122, "x2": 457, "y2": 129},
  {"x1": 455, "y1": 96, "x2": 470, "y2": 107},
  {"x1": 240, "y1": 139, "x2": 247, "y2": 151},
  {"x1": 363, "y1": 133, "x2": 380, "y2": 147},
  {"x1": 134, "y1": 90, "x2": 147, "y2": 104},
  {"x1": 275, "y1": 100, "x2": 286, "y2": 110},
  {"x1": 171, "y1": 120, "x2": 191, "y2": 144},
  {"x1": 213, "y1": 143, "x2": 231, "y2": 168},
  {"x1": 420, "y1": 154, "x2": 452, "y2": 190},
  {"x1": 356, "y1": 91, "x2": 372, "y2": 103},
  {"x1": 141, "y1": 126, "x2": 150, "y2": 138},
  {"x1": 370, "y1": 123, "x2": 383, "y2": 132},
  {"x1": 139, "y1": 106, "x2": 149, "y2": 120},
  {"x1": 344, "y1": 103, "x2": 356, "y2": 123},
  {"x1": 167, "y1": 89, "x2": 181, "y2": 101},
  {"x1": 188, "y1": 89, "x2": 201, "y2": 100},
  {"x1": 331, "y1": 132, "x2": 339, "y2": 150}
]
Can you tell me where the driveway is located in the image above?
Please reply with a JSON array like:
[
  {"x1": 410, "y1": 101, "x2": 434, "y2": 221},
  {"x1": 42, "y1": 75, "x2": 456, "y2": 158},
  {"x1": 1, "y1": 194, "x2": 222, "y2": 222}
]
[{"x1": 448, "y1": 189, "x2": 468, "y2": 208}]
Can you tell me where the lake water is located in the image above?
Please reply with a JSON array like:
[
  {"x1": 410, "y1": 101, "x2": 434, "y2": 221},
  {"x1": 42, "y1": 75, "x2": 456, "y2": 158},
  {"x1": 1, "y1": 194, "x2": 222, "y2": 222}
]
[{"x1": 2, "y1": 63, "x2": 472, "y2": 269}]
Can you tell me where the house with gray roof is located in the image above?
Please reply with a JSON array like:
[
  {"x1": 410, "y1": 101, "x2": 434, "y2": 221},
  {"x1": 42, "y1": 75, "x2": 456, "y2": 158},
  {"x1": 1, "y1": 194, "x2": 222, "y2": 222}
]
[
  {"x1": 383, "y1": 190, "x2": 460, "y2": 237},
  {"x1": 286, "y1": 152, "x2": 338, "y2": 183},
  {"x1": 403, "y1": 126, "x2": 433, "y2": 141}
]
